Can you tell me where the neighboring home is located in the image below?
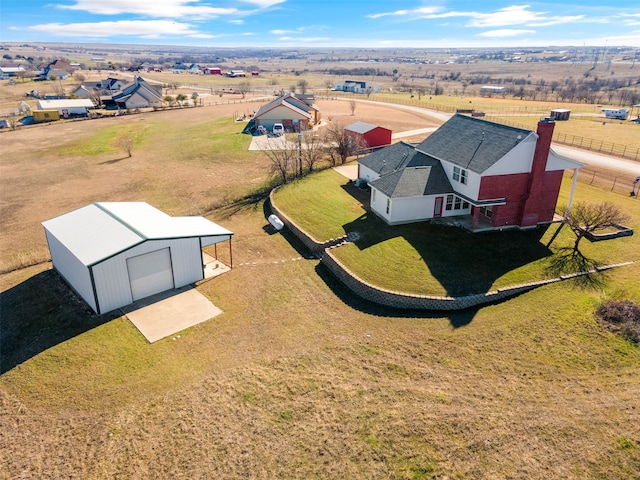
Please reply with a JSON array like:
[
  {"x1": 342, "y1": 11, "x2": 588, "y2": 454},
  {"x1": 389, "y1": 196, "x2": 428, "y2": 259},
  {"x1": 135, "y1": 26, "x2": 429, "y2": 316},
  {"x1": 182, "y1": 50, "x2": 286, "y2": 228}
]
[
  {"x1": 203, "y1": 67, "x2": 222, "y2": 75},
  {"x1": 344, "y1": 121, "x2": 392, "y2": 150},
  {"x1": 480, "y1": 86, "x2": 508, "y2": 96},
  {"x1": 71, "y1": 85, "x2": 95, "y2": 99},
  {"x1": 101, "y1": 77, "x2": 129, "y2": 91},
  {"x1": 252, "y1": 92, "x2": 320, "y2": 133},
  {"x1": 357, "y1": 114, "x2": 584, "y2": 230},
  {"x1": 36, "y1": 98, "x2": 95, "y2": 117},
  {"x1": 227, "y1": 70, "x2": 246, "y2": 77},
  {"x1": 187, "y1": 63, "x2": 201, "y2": 73},
  {"x1": 112, "y1": 76, "x2": 163, "y2": 109},
  {"x1": 251, "y1": 71, "x2": 260, "y2": 77},
  {"x1": 333, "y1": 80, "x2": 379, "y2": 94},
  {"x1": 37, "y1": 59, "x2": 74, "y2": 80},
  {"x1": 42, "y1": 202, "x2": 233, "y2": 314}
]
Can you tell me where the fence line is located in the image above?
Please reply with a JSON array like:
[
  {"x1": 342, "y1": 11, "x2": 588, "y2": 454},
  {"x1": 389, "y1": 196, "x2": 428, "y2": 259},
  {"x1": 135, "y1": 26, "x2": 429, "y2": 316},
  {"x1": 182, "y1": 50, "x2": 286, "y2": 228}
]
[
  {"x1": 325, "y1": 92, "x2": 640, "y2": 163},
  {"x1": 571, "y1": 168, "x2": 640, "y2": 198}
]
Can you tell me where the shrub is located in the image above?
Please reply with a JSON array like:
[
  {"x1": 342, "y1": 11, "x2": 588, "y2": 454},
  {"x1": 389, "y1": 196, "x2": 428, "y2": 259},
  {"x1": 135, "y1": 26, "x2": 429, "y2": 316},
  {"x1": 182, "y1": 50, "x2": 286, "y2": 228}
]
[{"x1": 596, "y1": 300, "x2": 640, "y2": 343}]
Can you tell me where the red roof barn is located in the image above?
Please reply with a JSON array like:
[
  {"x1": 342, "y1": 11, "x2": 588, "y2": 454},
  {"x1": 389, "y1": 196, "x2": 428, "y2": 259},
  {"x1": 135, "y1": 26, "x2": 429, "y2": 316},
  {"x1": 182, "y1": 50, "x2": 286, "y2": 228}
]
[{"x1": 344, "y1": 121, "x2": 392, "y2": 150}]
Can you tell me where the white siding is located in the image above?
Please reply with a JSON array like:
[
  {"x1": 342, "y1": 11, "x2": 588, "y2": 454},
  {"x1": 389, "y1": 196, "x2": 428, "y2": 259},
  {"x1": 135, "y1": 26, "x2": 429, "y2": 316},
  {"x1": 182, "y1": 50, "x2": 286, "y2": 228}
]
[
  {"x1": 483, "y1": 135, "x2": 536, "y2": 176},
  {"x1": 359, "y1": 164, "x2": 380, "y2": 183},
  {"x1": 92, "y1": 238, "x2": 204, "y2": 314},
  {"x1": 45, "y1": 230, "x2": 97, "y2": 312},
  {"x1": 441, "y1": 161, "x2": 481, "y2": 200},
  {"x1": 390, "y1": 196, "x2": 434, "y2": 224}
]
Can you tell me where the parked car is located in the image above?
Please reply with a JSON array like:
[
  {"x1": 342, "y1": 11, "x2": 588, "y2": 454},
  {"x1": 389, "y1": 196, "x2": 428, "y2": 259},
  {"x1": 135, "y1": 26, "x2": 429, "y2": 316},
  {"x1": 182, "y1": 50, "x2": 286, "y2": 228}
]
[{"x1": 272, "y1": 123, "x2": 284, "y2": 136}]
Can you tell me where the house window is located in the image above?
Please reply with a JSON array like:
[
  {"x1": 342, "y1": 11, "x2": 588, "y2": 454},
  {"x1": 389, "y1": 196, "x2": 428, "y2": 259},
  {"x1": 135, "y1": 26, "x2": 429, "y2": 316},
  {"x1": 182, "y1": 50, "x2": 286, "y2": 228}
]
[
  {"x1": 453, "y1": 166, "x2": 468, "y2": 185},
  {"x1": 386, "y1": 198, "x2": 391, "y2": 215},
  {"x1": 372, "y1": 189, "x2": 376, "y2": 205},
  {"x1": 445, "y1": 194, "x2": 454, "y2": 210},
  {"x1": 445, "y1": 195, "x2": 469, "y2": 212},
  {"x1": 480, "y1": 206, "x2": 493, "y2": 219}
]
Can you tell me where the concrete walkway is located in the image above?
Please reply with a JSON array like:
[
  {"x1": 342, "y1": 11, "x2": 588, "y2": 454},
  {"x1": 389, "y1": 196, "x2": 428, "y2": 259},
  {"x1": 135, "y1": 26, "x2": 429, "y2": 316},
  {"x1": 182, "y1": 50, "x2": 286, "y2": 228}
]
[{"x1": 122, "y1": 286, "x2": 223, "y2": 343}]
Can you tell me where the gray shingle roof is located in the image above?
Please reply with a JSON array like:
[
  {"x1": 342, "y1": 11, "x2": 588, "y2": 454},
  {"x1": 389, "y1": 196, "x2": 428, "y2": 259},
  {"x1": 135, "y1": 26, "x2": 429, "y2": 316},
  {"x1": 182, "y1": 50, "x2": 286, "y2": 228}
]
[
  {"x1": 358, "y1": 141, "x2": 416, "y2": 176},
  {"x1": 415, "y1": 114, "x2": 533, "y2": 174},
  {"x1": 369, "y1": 154, "x2": 453, "y2": 198}
]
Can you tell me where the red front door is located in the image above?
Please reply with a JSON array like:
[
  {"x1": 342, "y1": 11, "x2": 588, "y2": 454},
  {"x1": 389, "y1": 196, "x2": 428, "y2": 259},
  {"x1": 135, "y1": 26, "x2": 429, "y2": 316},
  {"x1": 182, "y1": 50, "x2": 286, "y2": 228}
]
[{"x1": 434, "y1": 196, "x2": 443, "y2": 217}]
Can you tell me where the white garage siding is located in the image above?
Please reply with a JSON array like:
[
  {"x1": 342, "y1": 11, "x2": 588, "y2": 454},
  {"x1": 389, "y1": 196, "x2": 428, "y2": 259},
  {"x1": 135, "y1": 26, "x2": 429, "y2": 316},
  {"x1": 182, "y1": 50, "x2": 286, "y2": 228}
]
[
  {"x1": 92, "y1": 238, "x2": 204, "y2": 314},
  {"x1": 127, "y1": 248, "x2": 174, "y2": 301},
  {"x1": 45, "y1": 230, "x2": 97, "y2": 312}
]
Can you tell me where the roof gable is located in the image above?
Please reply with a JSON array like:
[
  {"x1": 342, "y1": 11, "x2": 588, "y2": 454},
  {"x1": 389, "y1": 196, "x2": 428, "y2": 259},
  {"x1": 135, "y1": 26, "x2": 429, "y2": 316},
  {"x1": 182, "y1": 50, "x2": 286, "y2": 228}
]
[
  {"x1": 415, "y1": 114, "x2": 533, "y2": 174},
  {"x1": 346, "y1": 121, "x2": 379, "y2": 134}
]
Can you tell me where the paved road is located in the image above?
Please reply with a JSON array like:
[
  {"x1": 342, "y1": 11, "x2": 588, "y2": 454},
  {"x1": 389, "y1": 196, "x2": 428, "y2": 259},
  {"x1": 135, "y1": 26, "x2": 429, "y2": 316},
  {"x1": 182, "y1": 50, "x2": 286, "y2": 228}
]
[{"x1": 342, "y1": 97, "x2": 640, "y2": 175}]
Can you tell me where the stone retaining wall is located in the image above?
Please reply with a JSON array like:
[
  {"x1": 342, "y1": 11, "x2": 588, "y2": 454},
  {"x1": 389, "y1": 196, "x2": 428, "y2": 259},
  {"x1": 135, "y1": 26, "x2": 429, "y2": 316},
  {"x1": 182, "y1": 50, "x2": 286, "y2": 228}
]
[{"x1": 269, "y1": 189, "x2": 634, "y2": 311}]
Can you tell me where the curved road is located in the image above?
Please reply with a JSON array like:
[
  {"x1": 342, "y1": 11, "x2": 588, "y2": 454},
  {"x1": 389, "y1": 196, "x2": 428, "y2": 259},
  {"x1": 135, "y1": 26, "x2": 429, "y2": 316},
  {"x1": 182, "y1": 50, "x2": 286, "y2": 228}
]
[{"x1": 346, "y1": 97, "x2": 640, "y2": 176}]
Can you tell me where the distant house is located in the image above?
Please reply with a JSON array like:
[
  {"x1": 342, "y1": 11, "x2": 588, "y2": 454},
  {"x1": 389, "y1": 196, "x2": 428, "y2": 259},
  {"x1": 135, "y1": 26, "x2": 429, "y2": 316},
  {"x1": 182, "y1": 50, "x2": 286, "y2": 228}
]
[
  {"x1": 71, "y1": 85, "x2": 94, "y2": 99},
  {"x1": 36, "y1": 99, "x2": 95, "y2": 117},
  {"x1": 333, "y1": 80, "x2": 379, "y2": 94},
  {"x1": 101, "y1": 77, "x2": 129, "y2": 92},
  {"x1": 251, "y1": 71, "x2": 260, "y2": 77},
  {"x1": 252, "y1": 92, "x2": 320, "y2": 133},
  {"x1": 344, "y1": 121, "x2": 392, "y2": 150},
  {"x1": 480, "y1": 86, "x2": 508, "y2": 96},
  {"x1": 357, "y1": 114, "x2": 584, "y2": 230},
  {"x1": 203, "y1": 67, "x2": 222, "y2": 75},
  {"x1": 42, "y1": 202, "x2": 233, "y2": 314},
  {"x1": 187, "y1": 63, "x2": 201, "y2": 73},
  {"x1": 111, "y1": 76, "x2": 163, "y2": 109},
  {"x1": 227, "y1": 70, "x2": 246, "y2": 77}
]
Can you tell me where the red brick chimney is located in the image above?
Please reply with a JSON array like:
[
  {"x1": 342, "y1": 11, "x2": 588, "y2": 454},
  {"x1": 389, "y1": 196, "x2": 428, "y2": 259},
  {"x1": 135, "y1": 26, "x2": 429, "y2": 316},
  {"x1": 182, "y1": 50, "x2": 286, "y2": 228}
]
[{"x1": 518, "y1": 118, "x2": 555, "y2": 226}]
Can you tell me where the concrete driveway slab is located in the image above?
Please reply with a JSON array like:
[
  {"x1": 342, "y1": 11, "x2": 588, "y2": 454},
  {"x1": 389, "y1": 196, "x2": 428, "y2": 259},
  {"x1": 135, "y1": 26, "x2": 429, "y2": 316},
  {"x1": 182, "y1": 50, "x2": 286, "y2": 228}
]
[{"x1": 121, "y1": 286, "x2": 222, "y2": 343}]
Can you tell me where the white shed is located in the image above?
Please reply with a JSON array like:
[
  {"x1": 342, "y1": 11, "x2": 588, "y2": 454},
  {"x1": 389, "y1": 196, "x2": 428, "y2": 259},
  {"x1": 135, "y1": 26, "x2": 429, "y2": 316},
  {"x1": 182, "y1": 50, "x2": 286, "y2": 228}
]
[
  {"x1": 42, "y1": 202, "x2": 233, "y2": 314},
  {"x1": 37, "y1": 99, "x2": 95, "y2": 117}
]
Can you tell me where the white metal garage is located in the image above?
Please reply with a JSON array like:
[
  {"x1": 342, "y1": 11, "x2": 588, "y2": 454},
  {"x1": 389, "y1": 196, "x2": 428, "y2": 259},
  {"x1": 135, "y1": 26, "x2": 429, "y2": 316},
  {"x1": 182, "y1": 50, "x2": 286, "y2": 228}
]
[{"x1": 42, "y1": 202, "x2": 233, "y2": 314}]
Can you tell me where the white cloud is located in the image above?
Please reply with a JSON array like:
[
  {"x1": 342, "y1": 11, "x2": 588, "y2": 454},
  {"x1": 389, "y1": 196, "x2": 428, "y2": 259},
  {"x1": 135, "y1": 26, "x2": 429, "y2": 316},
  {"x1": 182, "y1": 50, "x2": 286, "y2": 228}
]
[
  {"x1": 54, "y1": 0, "x2": 280, "y2": 18},
  {"x1": 368, "y1": 4, "x2": 586, "y2": 28},
  {"x1": 27, "y1": 19, "x2": 208, "y2": 38},
  {"x1": 477, "y1": 29, "x2": 537, "y2": 38}
]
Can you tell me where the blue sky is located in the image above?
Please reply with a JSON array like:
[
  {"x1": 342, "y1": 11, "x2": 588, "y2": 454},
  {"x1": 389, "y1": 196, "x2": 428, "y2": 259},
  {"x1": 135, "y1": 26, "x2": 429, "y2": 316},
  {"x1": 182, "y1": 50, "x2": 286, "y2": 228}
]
[{"x1": 2, "y1": 0, "x2": 640, "y2": 48}]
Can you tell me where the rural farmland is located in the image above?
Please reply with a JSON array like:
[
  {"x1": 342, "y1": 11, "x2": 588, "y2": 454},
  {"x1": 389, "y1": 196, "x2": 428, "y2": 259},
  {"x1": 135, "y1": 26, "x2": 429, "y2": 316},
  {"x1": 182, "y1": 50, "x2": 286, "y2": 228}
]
[{"x1": 1, "y1": 43, "x2": 640, "y2": 480}]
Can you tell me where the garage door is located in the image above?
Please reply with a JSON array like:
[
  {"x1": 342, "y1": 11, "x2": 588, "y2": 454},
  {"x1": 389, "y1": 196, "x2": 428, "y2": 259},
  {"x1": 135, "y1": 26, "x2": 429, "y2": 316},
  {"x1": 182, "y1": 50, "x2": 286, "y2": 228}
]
[{"x1": 126, "y1": 248, "x2": 174, "y2": 301}]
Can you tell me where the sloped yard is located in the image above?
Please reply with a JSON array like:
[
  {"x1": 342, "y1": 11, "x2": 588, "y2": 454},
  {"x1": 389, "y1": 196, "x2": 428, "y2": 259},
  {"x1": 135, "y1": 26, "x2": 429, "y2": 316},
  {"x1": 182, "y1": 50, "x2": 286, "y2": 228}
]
[{"x1": 273, "y1": 166, "x2": 640, "y2": 296}]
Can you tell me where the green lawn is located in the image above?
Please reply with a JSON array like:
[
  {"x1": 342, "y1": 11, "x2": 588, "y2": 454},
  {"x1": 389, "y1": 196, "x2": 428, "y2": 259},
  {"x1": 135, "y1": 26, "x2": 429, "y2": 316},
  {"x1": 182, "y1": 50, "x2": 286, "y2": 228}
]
[{"x1": 274, "y1": 167, "x2": 640, "y2": 296}]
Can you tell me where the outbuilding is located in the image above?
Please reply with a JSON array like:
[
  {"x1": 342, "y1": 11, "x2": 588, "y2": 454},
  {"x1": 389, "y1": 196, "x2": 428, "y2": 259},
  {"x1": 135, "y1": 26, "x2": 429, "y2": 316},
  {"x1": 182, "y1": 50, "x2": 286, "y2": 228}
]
[
  {"x1": 42, "y1": 202, "x2": 233, "y2": 314},
  {"x1": 36, "y1": 99, "x2": 95, "y2": 117},
  {"x1": 344, "y1": 121, "x2": 392, "y2": 150}
]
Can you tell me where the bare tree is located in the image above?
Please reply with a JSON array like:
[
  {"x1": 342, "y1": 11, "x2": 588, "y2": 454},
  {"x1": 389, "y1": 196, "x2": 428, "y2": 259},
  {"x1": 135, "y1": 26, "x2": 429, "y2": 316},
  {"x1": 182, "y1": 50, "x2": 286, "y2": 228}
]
[
  {"x1": 262, "y1": 136, "x2": 298, "y2": 184},
  {"x1": 297, "y1": 79, "x2": 308, "y2": 94},
  {"x1": 349, "y1": 99, "x2": 357, "y2": 115},
  {"x1": 300, "y1": 131, "x2": 326, "y2": 173},
  {"x1": 117, "y1": 137, "x2": 134, "y2": 158},
  {"x1": 563, "y1": 201, "x2": 629, "y2": 253},
  {"x1": 322, "y1": 120, "x2": 367, "y2": 165},
  {"x1": 191, "y1": 92, "x2": 200, "y2": 106},
  {"x1": 237, "y1": 81, "x2": 251, "y2": 99},
  {"x1": 74, "y1": 72, "x2": 86, "y2": 83}
]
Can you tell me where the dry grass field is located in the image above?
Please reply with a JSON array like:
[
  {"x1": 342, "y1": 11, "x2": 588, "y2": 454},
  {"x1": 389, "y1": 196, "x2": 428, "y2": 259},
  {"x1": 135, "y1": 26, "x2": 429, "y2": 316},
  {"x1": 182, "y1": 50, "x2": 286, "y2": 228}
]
[{"x1": 1, "y1": 97, "x2": 639, "y2": 479}]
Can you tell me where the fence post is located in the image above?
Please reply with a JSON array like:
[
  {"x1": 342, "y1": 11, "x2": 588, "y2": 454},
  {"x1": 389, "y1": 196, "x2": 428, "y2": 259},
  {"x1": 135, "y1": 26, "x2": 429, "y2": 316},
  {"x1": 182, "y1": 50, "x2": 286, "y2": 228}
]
[{"x1": 612, "y1": 177, "x2": 616, "y2": 191}]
